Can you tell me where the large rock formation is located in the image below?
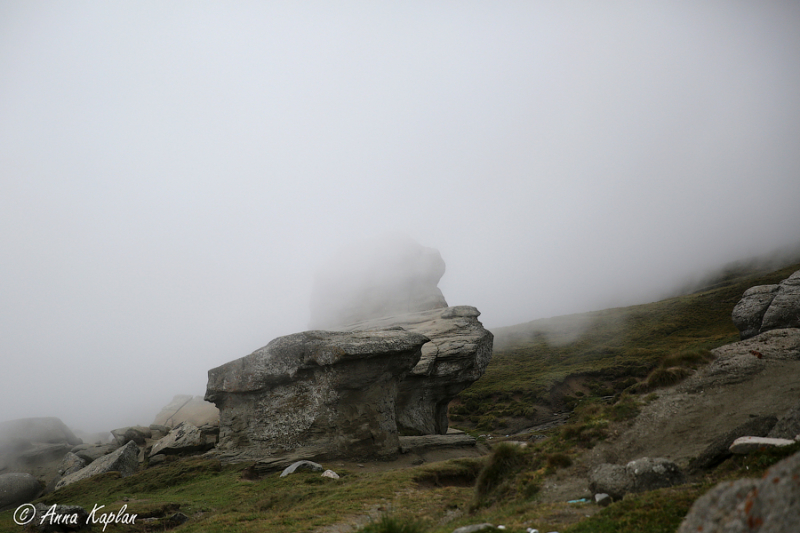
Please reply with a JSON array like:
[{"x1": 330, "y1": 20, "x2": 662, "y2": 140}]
[
  {"x1": 309, "y1": 236, "x2": 448, "y2": 329},
  {"x1": 678, "y1": 449, "x2": 800, "y2": 533},
  {"x1": 0, "y1": 417, "x2": 82, "y2": 488},
  {"x1": 205, "y1": 329, "x2": 430, "y2": 461},
  {"x1": 732, "y1": 269, "x2": 800, "y2": 339},
  {"x1": 152, "y1": 395, "x2": 219, "y2": 428},
  {"x1": 342, "y1": 306, "x2": 493, "y2": 435}
]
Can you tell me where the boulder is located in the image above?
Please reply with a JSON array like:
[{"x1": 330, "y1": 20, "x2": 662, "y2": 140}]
[
  {"x1": 594, "y1": 493, "x2": 612, "y2": 507},
  {"x1": 55, "y1": 440, "x2": 139, "y2": 490},
  {"x1": 451, "y1": 524, "x2": 497, "y2": 533},
  {"x1": 73, "y1": 443, "x2": 118, "y2": 464},
  {"x1": 152, "y1": 395, "x2": 219, "y2": 428},
  {"x1": 678, "y1": 449, "x2": 800, "y2": 533},
  {"x1": 768, "y1": 400, "x2": 800, "y2": 439},
  {"x1": 56, "y1": 452, "x2": 87, "y2": 477},
  {"x1": 321, "y1": 469, "x2": 340, "y2": 479},
  {"x1": 279, "y1": 460, "x2": 324, "y2": 477},
  {"x1": 343, "y1": 306, "x2": 493, "y2": 435},
  {"x1": 149, "y1": 422, "x2": 216, "y2": 457},
  {"x1": 729, "y1": 436, "x2": 795, "y2": 454},
  {"x1": 110, "y1": 426, "x2": 152, "y2": 446},
  {"x1": 0, "y1": 472, "x2": 41, "y2": 512},
  {"x1": 28, "y1": 503, "x2": 91, "y2": 532},
  {"x1": 589, "y1": 457, "x2": 683, "y2": 500},
  {"x1": 205, "y1": 329, "x2": 429, "y2": 462},
  {"x1": 0, "y1": 418, "x2": 81, "y2": 446},
  {"x1": 732, "y1": 270, "x2": 800, "y2": 340},
  {"x1": 309, "y1": 236, "x2": 448, "y2": 330},
  {"x1": 690, "y1": 416, "x2": 777, "y2": 471}
]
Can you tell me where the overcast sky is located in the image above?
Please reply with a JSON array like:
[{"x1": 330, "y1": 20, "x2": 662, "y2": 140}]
[{"x1": 2, "y1": 1, "x2": 800, "y2": 433}]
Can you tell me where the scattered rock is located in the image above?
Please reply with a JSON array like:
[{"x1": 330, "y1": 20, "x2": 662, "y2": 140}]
[
  {"x1": 206, "y1": 329, "x2": 429, "y2": 462},
  {"x1": 309, "y1": 236, "x2": 449, "y2": 330},
  {"x1": 0, "y1": 472, "x2": 41, "y2": 512},
  {"x1": 729, "y1": 436, "x2": 795, "y2": 454},
  {"x1": 149, "y1": 422, "x2": 216, "y2": 457},
  {"x1": 690, "y1": 416, "x2": 777, "y2": 471},
  {"x1": 678, "y1": 449, "x2": 800, "y2": 532},
  {"x1": 56, "y1": 453, "x2": 87, "y2": 477},
  {"x1": 589, "y1": 457, "x2": 683, "y2": 500},
  {"x1": 732, "y1": 270, "x2": 800, "y2": 340},
  {"x1": 321, "y1": 469, "x2": 340, "y2": 479},
  {"x1": 594, "y1": 493, "x2": 612, "y2": 507},
  {"x1": 55, "y1": 440, "x2": 139, "y2": 490},
  {"x1": 452, "y1": 524, "x2": 497, "y2": 533},
  {"x1": 280, "y1": 460, "x2": 324, "y2": 477},
  {"x1": 28, "y1": 503, "x2": 90, "y2": 532},
  {"x1": 768, "y1": 400, "x2": 800, "y2": 439},
  {"x1": 344, "y1": 305, "x2": 493, "y2": 435},
  {"x1": 73, "y1": 443, "x2": 118, "y2": 464}
]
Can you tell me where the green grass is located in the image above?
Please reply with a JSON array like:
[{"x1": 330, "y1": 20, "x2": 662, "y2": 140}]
[{"x1": 453, "y1": 262, "x2": 800, "y2": 425}]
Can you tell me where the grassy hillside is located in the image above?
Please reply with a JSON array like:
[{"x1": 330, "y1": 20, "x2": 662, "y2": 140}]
[
  {"x1": 450, "y1": 262, "x2": 800, "y2": 432},
  {"x1": 2, "y1": 261, "x2": 798, "y2": 533}
]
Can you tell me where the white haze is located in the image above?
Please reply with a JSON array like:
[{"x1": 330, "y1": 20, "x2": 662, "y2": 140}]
[{"x1": 2, "y1": 1, "x2": 800, "y2": 433}]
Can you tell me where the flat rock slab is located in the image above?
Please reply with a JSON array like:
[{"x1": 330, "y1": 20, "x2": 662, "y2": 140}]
[
  {"x1": 280, "y1": 460, "x2": 324, "y2": 477},
  {"x1": 149, "y1": 422, "x2": 216, "y2": 457},
  {"x1": 729, "y1": 436, "x2": 796, "y2": 454},
  {"x1": 399, "y1": 433, "x2": 476, "y2": 454}
]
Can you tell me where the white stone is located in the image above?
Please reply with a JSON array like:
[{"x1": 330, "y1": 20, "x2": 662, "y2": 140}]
[
  {"x1": 321, "y1": 469, "x2": 339, "y2": 479},
  {"x1": 729, "y1": 436, "x2": 796, "y2": 454}
]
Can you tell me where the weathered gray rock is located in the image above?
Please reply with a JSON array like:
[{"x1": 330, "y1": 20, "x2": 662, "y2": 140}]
[
  {"x1": 110, "y1": 426, "x2": 152, "y2": 446},
  {"x1": 149, "y1": 422, "x2": 216, "y2": 457},
  {"x1": 729, "y1": 436, "x2": 795, "y2": 454},
  {"x1": 321, "y1": 469, "x2": 339, "y2": 479},
  {"x1": 398, "y1": 433, "x2": 476, "y2": 454},
  {"x1": 343, "y1": 306, "x2": 493, "y2": 435},
  {"x1": 0, "y1": 418, "x2": 81, "y2": 446},
  {"x1": 768, "y1": 400, "x2": 800, "y2": 439},
  {"x1": 309, "y1": 236, "x2": 448, "y2": 330},
  {"x1": 678, "y1": 449, "x2": 800, "y2": 533},
  {"x1": 733, "y1": 270, "x2": 800, "y2": 340},
  {"x1": 152, "y1": 395, "x2": 219, "y2": 428},
  {"x1": 690, "y1": 416, "x2": 777, "y2": 471},
  {"x1": 28, "y1": 503, "x2": 91, "y2": 532},
  {"x1": 73, "y1": 443, "x2": 118, "y2": 464},
  {"x1": 0, "y1": 472, "x2": 41, "y2": 512},
  {"x1": 55, "y1": 440, "x2": 139, "y2": 490},
  {"x1": 279, "y1": 460, "x2": 324, "y2": 477},
  {"x1": 206, "y1": 329, "x2": 429, "y2": 461},
  {"x1": 589, "y1": 457, "x2": 683, "y2": 500},
  {"x1": 56, "y1": 452, "x2": 87, "y2": 477}
]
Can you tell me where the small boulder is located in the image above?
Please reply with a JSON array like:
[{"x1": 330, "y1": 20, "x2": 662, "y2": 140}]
[
  {"x1": 280, "y1": 460, "x2": 324, "y2": 477},
  {"x1": 0, "y1": 472, "x2": 41, "y2": 512},
  {"x1": 590, "y1": 457, "x2": 683, "y2": 500},
  {"x1": 729, "y1": 436, "x2": 795, "y2": 454},
  {"x1": 452, "y1": 524, "x2": 497, "y2": 533},
  {"x1": 73, "y1": 443, "x2": 118, "y2": 464},
  {"x1": 594, "y1": 493, "x2": 612, "y2": 507},
  {"x1": 56, "y1": 452, "x2": 87, "y2": 477},
  {"x1": 768, "y1": 400, "x2": 800, "y2": 439},
  {"x1": 321, "y1": 469, "x2": 340, "y2": 479},
  {"x1": 55, "y1": 440, "x2": 139, "y2": 490}
]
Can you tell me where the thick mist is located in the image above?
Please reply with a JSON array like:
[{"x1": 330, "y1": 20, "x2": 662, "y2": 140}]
[{"x1": 2, "y1": 2, "x2": 800, "y2": 434}]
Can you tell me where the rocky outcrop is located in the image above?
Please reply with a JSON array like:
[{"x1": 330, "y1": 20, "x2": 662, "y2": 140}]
[
  {"x1": 153, "y1": 395, "x2": 219, "y2": 428},
  {"x1": 589, "y1": 457, "x2": 684, "y2": 500},
  {"x1": 678, "y1": 449, "x2": 800, "y2": 533},
  {"x1": 0, "y1": 472, "x2": 41, "y2": 512},
  {"x1": 309, "y1": 236, "x2": 448, "y2": 330},
  {"x1": 205, "y1": 329, "x2": 429, "y2": 462},
  {"x1": 55, "y1": 440, "x2": 139, "y2": 490},
  {"x1": 732, "y1": 270, "x2": 800, "y2": 339},
  {"x1": 690, "y1": 416, "x2": 777, "y2": 471},
  {"x1": 0, "y1": 418, "x2": 81, "y2": 446},
  {"x1": 768, "y1": 399, "x2": 800, "y2": 439},
  {"x1": 342, "y1": 306, "x2": 493, "y2": 435},
  {"x1": 0, "y1": 417, "x2": 82, "y2": 488}
]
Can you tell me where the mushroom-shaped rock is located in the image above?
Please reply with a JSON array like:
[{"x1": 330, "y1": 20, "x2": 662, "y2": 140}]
[
  {"x1": 205, "y1": 329, "x2": 429, "y2": 461},
  {"x1": 343, "y1": 305, "x2": 493, "y2": 435}
]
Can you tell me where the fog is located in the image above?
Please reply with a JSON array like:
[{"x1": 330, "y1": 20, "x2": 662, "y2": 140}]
[{"x1": 2, "y1": 1, "x2": 800, "y2": 433}]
